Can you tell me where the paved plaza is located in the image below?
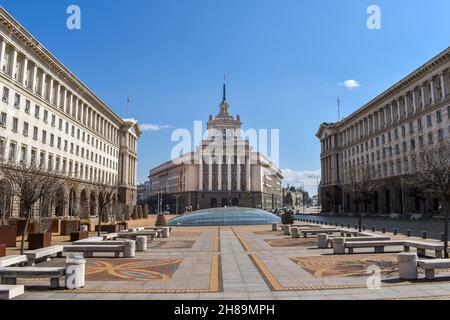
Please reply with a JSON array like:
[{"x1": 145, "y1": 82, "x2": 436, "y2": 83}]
[{"x1": 4, "y1": 219, "x2": 450, "y2": 300}]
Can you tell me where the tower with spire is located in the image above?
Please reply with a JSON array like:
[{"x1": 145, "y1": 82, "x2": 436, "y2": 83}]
[{"x1": 207, "y1": 81, "x2": 242, "y2": 136}]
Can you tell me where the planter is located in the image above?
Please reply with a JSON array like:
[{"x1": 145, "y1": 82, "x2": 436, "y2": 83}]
[
  {"x1": 28, "y1": 232, "x2": 52, "y2": 250},
  {"x1": 0, "y1": 244, "x2": 5, "y2": 257},
  {"x1": 11, "y1": 219, "x2": 40, "y2": 236},
  {"x1": 70, "y1": 231, "x2": 89, "y2": 242},
  {"x1": 60, "y1": 220, "x2": 80, "y2": 236},
  {"x1": 0, "y1": 225, "x2": 17, "y2": 247},
  {"x1": 50, "y1": 219, "x2": 61, "y2": 234},
  {"x1": 95, "y1": 224, "x2": 120, "y2": 233}
]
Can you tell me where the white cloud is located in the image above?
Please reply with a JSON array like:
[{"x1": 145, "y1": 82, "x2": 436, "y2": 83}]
[
  {"x1": 339, "y1": 79, "x2": 360, "y2": 89},
  {"x1": 282, "y1": 169, "x2": 321, "y2": 196},
  {"x1": 140, "y1": 123, "x2": 173, "y2": 132}
]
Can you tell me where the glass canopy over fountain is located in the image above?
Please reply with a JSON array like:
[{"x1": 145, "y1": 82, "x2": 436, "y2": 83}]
[{"x1": 167, "y1": 207, "x2": 281, "y2": 226}]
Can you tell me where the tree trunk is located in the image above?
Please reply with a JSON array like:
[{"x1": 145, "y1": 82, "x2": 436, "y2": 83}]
[
  {"x1": 20, "y1": 206, "x2": 32, "y2": 255},
  {"x1": 97, "y1": 207, "x2": 102, "y2": 237}
]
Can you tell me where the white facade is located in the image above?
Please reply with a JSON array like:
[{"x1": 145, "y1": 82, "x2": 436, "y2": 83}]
[{"x1": 0, "y1": 7, "x2": 141, "y2": 217}]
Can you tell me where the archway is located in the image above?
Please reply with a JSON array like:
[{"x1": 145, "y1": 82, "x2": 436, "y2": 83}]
[
  {"x1": 232, "y1": 198, "x2": 239, "y2": 207},
  {"x1": 80, "y1": 190, "x2": 88, "y2": 218},
  {"x1": 221, "y1": 198, "x2": 228, "y2": 207},
  {"x1": 68, "y1": 189, "x2": 77, "y2": 217},
  {"x1": 385, "y1": 190, "x2": 391, "y2": 213},
  {"x1": 0, "y1": 178, "x2": 13, "y2": 221},
  {"x1": 210, "y1": 198, "x2": 217, "y2": 208},
  {"x1": 90, "y1": 191, "x2": 97, "y2": 216},
  {"x1": 398, "y1": 188, "x2": 404, "y2": 214},
  {"x1": 373, "y1": 191, "x2": 379, "y2": 213},
  {"x1": 54, "y1": 187, "x2": 66, "y2": 217}
]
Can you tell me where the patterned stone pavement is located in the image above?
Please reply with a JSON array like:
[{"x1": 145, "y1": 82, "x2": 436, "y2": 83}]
[{"x1": 11, "y1": 223, "x2": 450, "y2": 300}]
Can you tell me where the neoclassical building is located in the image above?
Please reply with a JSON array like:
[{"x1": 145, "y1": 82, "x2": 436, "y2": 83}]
[
  {"x1": 0, "y1": 7, "x2": 141, "y2": 218},
  {"x1": 317, "y1": 47, "x2": 450, "y2": 216},
  {"x1": 148, "y1": 85, "x2": 283, "y2": 213}
]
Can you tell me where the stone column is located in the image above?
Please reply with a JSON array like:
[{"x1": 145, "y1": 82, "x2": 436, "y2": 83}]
[
  {"x1": 217, "y1": 159, "x2": 222, "y2": 191},
  {"x1": 48, "y1": 77, "x2": 54, "y2": 103},
  {"x1": 430, "y1": 79, "x2": 435, "y2": 104},
  {"x1": 10, "y1": 47, "x2": 17, "y2": 79},
  {"x1": 0, "y1": 38, "x2": 6, "y2": 72},
  {"x1": 208, "y1": 163, "x2": 212, "y2": 191},
  {"x1": 21, "y1": 57, "x2": 28, "y2": 86},
  {"x1": 440, "y1": 72, "x2": 447, "y2": 98},
  {"x1": 40, "y1": 72, "x2": 46, "y2": 97},
  {"x1": 420, "y1": 84, "x2": 425, "y2": 107},
  {"x1": 32, "y1": 65, "x2": 38, "y2": 93},
  {"x1": 136, "y1": 236, "x2": 147, "y2": 251},
  {"x1": 412, "y1": 89, "x2": 417, "y2": 112}
]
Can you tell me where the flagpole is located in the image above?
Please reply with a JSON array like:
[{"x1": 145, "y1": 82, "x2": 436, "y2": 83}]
[{"x1": 337, "y1": 97, "x2": 341, "y2": 122}]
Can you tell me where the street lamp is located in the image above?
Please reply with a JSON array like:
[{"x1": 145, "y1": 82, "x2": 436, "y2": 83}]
[{"x1": 383, "y1": 146, "x2": 405, "y2": 216}]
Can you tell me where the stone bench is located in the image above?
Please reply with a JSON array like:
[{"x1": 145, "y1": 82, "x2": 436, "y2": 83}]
[
  {"x1": 0, "y1": 285, "x2": 24, "y2": 300},
  {"x1": 404, "y1": 241, "x2": 444, "y2": 258},
  {"x1": 417, "y1": 259, "x2": 450, "y2": 280},
  {"x1": 0, "y1": 255, "x2": 27, "y2": 268},
  {"x1": 64, "y1": 241, "x2": 135, "y2": 258},
  {"x1": 24, "y1": 246, "x2": 64, "y2": 266},
  {"x1": 145, "y1": 227, "x2": 171, "y2": 238},
  {"x1": 0, "y1": 267, "x2": 65, "y2": 289},
  {"x1": 75, "y1": 237, "x2": 104, "y2": 243},
  {"x1": 332, "y1": 238, "x2": 405, "y2": 254},
  {"x1": 118, "y1": 231, "x2": 157, "y2": 241},
  {"x1": 318, "y1": 234, "x2": 390, "y2": 249},
  {"x1": 102, "y1": 233, "x2": 118, "y2": 240},
  {"x1": 300, "y1": 228, "x2": 344, "y2": 238}
]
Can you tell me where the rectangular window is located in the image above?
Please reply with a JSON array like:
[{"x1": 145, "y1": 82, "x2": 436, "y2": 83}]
[
  {"x1": 43, "y1": 110, "x2": 48, "y2": 123},
  {"x1": 418, "y1": 118, "x2": 422, "y2": 130},
  {"x1": 14, "y1": 93, "x2": 20, "y2": 107},
  {"x1": 12, "y1": 117, "x2": 18, "y2": 132},
  {"x1": 59, "y1": 118, "x2": 63, "y2": 130},
  {"x1": 2, "y1": 87, "x2": 9, "y2": 102},
  {"x1": 8, "y1": 142, "x2": 16, "y2": 161},
  {"x1": 411, "y1": 139, "x2": 416, "y2": 150},
  {"x1": 35, "y1": 105, "x2": 40, "y2": 119},
  {"x1": 50, "y1": 134, "x2": 54, "y2": 146},
  {"x1": 438, "y1": 128, "x2": 444, "y2": 141},
  {"x1": 42, "y1": 130, "x2": 47, "y2": 144},
  {"x1": 23, "y1": 122, "x2": 29, "y2": 136},
  {"x1": 51, "y1": 114, "x2": 56, "y2": 127},
  {"x1": 437, "y1": 110, "x2": 443, "y2": 123},
  {"x1": 57, "y1": 137, "x2": 61, "y2": 149},
  {"x1": 401, "y1": 126, "x2": 406, "y2": 137},
  {"x1": 409, "y1": 122, "x2": 414, "y2": 134},
  {"x1": 427, "y1": 114, "x2": 432, "y2": 126},
  {"x1": 25, "y1": 100, "x2": 30, "y2": 114},
  {"x1": 428, "y1": 132, "x2": 434, "y2": 144},
  {"x1": 0, "y1": 112, "x2": 6, "y2": 126},
  {"x1": 419, "y1": 135, "x2": 424, "y2": 147},
  {"x1": 33, "y1": 126, "x2": 38, "y2": 140}
]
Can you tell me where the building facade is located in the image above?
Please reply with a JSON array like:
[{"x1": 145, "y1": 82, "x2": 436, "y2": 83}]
[
  {"x1": 317, "y1": 47, "x2": 450, "y2": 216},
  {"x1": 148, "y1": 85, "x2": 283, "y2": 213},
  {"x1": 0, "y1": 7, "x2": 141, "y2": 218}
]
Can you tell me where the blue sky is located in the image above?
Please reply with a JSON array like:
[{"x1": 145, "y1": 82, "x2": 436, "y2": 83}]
[{"x1": 2, "y1": 0, "x2": 449, "y2": 195}]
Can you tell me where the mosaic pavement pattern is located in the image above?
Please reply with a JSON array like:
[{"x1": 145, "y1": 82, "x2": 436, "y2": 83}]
[
  {"x1": 265, "y1": 238, "x2": 318, "y2": 248},
  {"x1": 147, "y1": 241, "x2": 195, "y2": 249},
  {"x1": 290, "y1": 254, "x2": 399, "y2": 278},
  {"x1": 84, "y1": 258, "x2": 182, "y2": 281}
]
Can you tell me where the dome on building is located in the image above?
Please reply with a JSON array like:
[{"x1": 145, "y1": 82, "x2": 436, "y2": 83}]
[{"x1": 167, "y1": 207, "x2": 281, "y2": 226}]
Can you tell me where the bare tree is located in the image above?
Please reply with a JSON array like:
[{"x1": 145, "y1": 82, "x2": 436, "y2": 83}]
[
  {"x1": 406, "y1": 142, "x2": 450, "y2": 258},
  {"x1": 95, "y1": 182, "x2": 118, "y2": 236},
  {"x1": 0, "y1": 180, "x2": 12, "y2": 226},
  {"x1": 343, "y1": 164, "x2": 380, "y2": 232},
  {"x1": 0, "y1": 160, "x2": 64, "y2": 254}
]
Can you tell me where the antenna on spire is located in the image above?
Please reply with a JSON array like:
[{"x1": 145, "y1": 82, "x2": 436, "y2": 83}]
[{"x1": 223, "y1": 75, "x2": 227, "y2": 101}]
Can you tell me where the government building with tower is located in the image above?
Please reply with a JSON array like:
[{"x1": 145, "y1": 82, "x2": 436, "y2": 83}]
[{"x1": 148, "y1": 84, "x2": 283, "y2": 214}]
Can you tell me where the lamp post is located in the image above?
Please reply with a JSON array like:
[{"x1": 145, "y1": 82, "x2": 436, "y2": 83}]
[{"x1": 383, "y1": 146, "x2": 405, "y2": 216}]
